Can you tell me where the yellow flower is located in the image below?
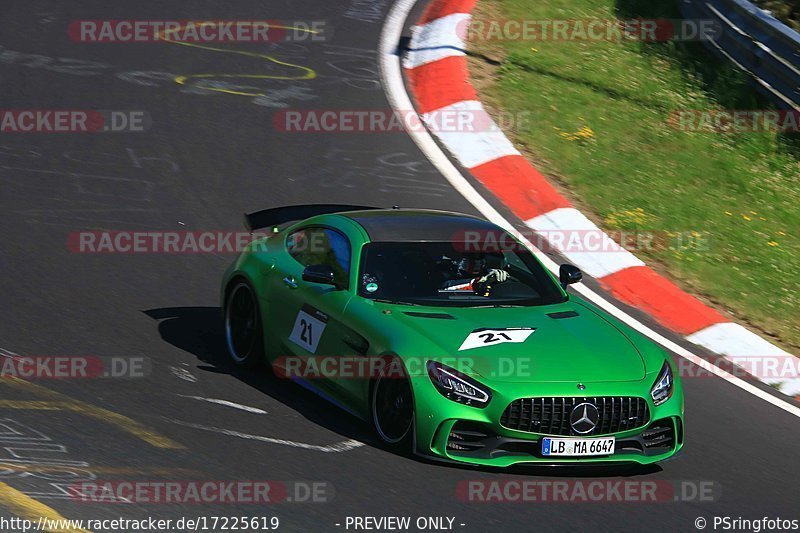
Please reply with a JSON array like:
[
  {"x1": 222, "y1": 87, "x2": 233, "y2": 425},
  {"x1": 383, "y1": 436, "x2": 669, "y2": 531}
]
[
  {"x1": 767, "y1": 241, "x2": 779, "y2": 247},
  {"x1": 724, "y1": 211, "x2": 733, "y2": 216},
  {"x1": 742, "y1": 215, "x2": 751, "y2": 221},
  {"x1": 558, "y1": 125, "x2": 594, "y2": 143},
  {"x1": 604, "y1": 208, "x2": 655, "y2": 228}
]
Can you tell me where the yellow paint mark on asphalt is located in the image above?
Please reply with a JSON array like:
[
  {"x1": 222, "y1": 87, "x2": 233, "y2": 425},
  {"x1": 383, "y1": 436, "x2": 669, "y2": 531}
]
[
  {"x1": 0, "y1": 400, "x2": 62, "y2": 410},
  {"x1": 0, "y1": 481, "x2": 91, "y2": 533},
  {"x1": 159, "y1": 22, "x2": 317, "y2": 97},
  {"x1": 0, "y1": 377, "x2": 183, "y2": 449}
]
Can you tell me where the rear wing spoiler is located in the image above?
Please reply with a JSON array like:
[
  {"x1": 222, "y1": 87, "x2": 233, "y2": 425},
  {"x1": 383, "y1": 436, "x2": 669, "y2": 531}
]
[{"x1": 243, "y1": 204, "x2": 381, "y2": 232}]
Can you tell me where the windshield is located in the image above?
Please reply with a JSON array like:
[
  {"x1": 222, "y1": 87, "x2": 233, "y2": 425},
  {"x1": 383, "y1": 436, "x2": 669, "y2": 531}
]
[{"x1": 357, "y1": 242, "x2": 566, "y2": 307}]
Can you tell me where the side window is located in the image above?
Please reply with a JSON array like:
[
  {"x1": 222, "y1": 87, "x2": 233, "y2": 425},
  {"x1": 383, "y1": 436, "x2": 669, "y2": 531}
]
[
  {"x1": 502, "y1": 250, "x2": 529, "y2": 273},
  {"x1": 286, "y1": 227, "x2": 351, "y2": 286}
]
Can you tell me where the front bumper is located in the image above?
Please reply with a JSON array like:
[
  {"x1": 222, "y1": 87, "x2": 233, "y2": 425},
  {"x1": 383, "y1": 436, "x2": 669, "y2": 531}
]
[{"x1": 411, "y1": 376, "x2": 684, "y2": 467}]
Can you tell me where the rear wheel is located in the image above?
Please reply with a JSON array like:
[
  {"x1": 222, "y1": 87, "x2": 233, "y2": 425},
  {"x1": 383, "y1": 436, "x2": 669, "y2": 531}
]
[
  {"x1": 224, "y1": 280, "x2": 264, "y2": 368},
  {"x1": 371, "y1": 358, "x2": 414, "y2": 449}
]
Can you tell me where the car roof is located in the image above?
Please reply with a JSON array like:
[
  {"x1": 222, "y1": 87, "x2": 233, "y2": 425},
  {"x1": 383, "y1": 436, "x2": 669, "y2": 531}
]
[{"x1": 341, "y1": 209, "x2": 505, "y2": 242}]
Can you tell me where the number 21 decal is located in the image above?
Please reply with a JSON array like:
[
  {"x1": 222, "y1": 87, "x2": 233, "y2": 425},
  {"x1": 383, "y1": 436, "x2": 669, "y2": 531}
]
[
  {"x1": 478, "y1": 331, "x2": 512, "y2": 344},
  {"x1": 458, "y1": 328, "x2": 536, "y2": 351},
  {"x1": 299, "y1": 318, "x2": 313, "y2": 345},
  {"x1": 289, "y1": 305, "x2": 328, "y2": 353}
]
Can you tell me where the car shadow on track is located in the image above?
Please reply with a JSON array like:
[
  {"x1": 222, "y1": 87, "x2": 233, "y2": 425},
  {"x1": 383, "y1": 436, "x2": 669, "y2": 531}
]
[
  {"x1": 145, "y1": 306, "x2": 663, "y2": 478},
  {"x1": 144, "y1": 306, "x2": 372, "y2": 445}
]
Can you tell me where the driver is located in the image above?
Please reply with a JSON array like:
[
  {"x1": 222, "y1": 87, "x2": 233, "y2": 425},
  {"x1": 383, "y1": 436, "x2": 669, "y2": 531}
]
[{"x1": 441, "y1": 254, "x2": 509, "y2": 296}]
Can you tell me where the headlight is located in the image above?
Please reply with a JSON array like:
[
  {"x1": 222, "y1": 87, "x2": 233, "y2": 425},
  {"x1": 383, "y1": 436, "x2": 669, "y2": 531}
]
[
  {"x1": 427, "y1": 361, "x2": 491, "y2": 408},
  {"x1": 650, "y1": 361, "x2": 673, "y2": 406}
]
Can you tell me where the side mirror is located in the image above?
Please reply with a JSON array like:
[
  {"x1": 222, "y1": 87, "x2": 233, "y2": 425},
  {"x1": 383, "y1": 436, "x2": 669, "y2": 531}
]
[
  {"x1": 559, "y1": 264, "x2": 583, "y2": 288},
  {"x1": 302, "y1": 264, "x2": 338, "y2": 287}
]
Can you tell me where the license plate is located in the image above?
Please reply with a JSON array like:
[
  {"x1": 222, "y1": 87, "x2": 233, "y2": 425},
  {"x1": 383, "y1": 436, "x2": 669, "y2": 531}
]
[{"x1": 542, "y1": 437, "x2": 615, "y2": 456}]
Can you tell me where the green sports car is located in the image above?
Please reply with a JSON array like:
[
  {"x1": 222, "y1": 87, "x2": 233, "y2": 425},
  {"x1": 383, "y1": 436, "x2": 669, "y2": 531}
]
[{"x1": 221, "y1": 205, "x2": 684, "y2": 467}]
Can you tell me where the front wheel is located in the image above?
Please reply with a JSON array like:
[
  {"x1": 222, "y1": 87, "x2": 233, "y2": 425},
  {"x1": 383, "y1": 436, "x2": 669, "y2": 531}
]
[
  {"x1": 371, "y1": 358, "x2": 414, "y2": 450},
  {"x1": 224, "y1": 280, "x2": 264, "y2": 368}
]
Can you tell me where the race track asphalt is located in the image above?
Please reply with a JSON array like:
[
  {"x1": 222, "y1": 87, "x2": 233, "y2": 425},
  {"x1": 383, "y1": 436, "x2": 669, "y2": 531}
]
[{"x1": 0, "y1": 1, "x2": 798, "y2": 531}]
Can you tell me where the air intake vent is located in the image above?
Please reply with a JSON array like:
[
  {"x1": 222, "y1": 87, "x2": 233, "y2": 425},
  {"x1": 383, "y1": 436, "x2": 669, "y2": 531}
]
[
  {"x1": 447, "y1": 421, "x2": 490, "y2": 453},
  {"x1": 642, "y1": 421, "x2": 675, "y2": 449},
  {"x1": 547, "y1": 311, "x2": 579, "y2": 319},
  {"x1": 403, "y1": 312, "x2": 455, "y2": 319}
]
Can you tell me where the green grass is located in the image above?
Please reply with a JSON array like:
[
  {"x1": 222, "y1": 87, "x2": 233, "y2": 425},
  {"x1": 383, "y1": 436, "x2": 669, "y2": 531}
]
[{"x1": 469, "y1": 0, "x2": 800, "y2": 349}]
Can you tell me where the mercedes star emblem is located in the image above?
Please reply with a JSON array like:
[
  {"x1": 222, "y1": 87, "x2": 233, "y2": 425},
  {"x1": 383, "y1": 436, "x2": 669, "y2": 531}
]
[{"x1": 570, "y1": 402, "x2": 600, "y2": 434}]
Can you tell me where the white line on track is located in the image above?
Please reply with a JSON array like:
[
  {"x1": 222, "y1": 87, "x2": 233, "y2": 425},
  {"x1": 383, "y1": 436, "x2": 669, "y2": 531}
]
[
  {"x1": 379, "y1": 0, "x2": 800, "y2": 419},
  {"x1": 165, "y1": 418, "x2": 365, "y2": 453},
  {"x1": 170, "y1": 366, "x2": 198, "y2": 383},
  {"x1": 177, "y1": 395, "x2": 268, "y2": 414}
]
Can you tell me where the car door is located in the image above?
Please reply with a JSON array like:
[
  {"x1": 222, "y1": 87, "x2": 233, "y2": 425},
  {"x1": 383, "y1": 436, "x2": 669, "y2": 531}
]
[{"x1": 269, "y1": 225, "x2": 365, "y2": 410}]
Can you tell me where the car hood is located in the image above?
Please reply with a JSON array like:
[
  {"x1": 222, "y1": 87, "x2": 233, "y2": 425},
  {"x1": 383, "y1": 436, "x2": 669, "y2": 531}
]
[{"x1": 388, "y1": 301, "x2": 646, "y2": 383}]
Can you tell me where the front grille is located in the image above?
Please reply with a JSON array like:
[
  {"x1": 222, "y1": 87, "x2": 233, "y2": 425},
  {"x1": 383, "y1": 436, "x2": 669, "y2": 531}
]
[{"x1": 500, "y1": 396, "x2": 650, "y2": 436}]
